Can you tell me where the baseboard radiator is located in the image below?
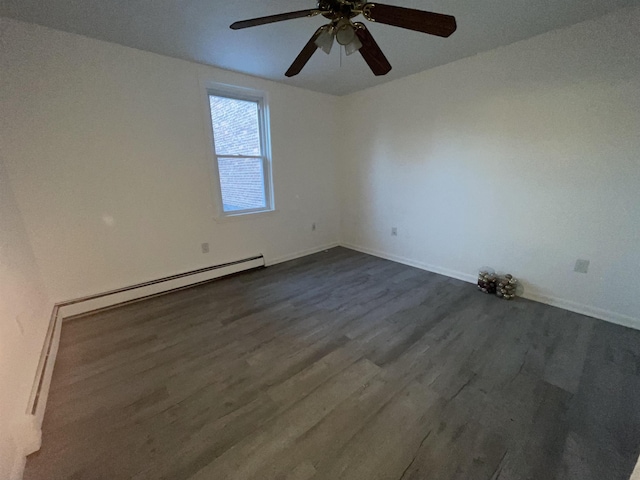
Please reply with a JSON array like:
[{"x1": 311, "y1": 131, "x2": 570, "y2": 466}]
[{"x1": 27, "y1": 254, "x2": 265, "y2": 428}]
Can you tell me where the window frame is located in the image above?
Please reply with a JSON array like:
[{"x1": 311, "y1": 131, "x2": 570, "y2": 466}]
[{"x1": 205, "y1": 83, "x2": 274, "y2": 218}]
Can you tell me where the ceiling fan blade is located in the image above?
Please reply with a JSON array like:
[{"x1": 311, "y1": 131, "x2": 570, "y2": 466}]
[
  {"x1": 230, "y1": 9, "x2": 321, "y2": 30},
  {"x1": 354, "y1": 23, "x2": 391, "y2": 76},
  {"x1": 362, "y1": 3, "x2": 457, "y2": 37},
  {"x1": 285, "y1": 28, "x2": 322, "y2": 77}
]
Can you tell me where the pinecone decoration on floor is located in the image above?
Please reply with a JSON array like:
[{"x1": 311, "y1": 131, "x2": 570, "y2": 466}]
[
  {"x1": 477, "y1": 271, "x2": 497, "y2": 294},
  {"x1": 496, "y1": 274, "x2": 517, "y2": 300}
]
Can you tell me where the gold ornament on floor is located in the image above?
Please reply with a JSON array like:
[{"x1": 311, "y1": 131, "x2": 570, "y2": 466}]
[
  {"x1": 478, "y1": 269, "x2": 520, "y2": 300},
  {"x1": 477, "y1": 270, "x2": 497, "y2": 294},
  {"x1": 496, "y1": 274, "x2": 518, "y2": 300}
]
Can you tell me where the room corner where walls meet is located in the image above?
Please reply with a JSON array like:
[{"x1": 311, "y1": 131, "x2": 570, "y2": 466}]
[{"x1": 335, "y1": 5, "x2": 640, "y2": 329}]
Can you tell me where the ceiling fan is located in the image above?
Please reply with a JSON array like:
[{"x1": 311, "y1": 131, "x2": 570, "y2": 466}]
[{"x1": 230, "y1": 0, "x2": 457, "y2": 77}]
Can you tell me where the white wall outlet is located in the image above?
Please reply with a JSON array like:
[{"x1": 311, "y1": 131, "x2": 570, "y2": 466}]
[
  {"x1": 574, "y1": 258, "x2": 589, "y2": 274},
  {"x1": 391, "y1": 227, "x2": 398, "y2": 236},
  {"x1": 201, "y1": 242, "x2": 210, "y2": 254},
  {"x1": 312, "y1": 222, "x2": 316, "y2": 231}
]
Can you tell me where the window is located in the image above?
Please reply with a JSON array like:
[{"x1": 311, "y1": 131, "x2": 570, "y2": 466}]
[{"x1": 207, "y1": 87, "x2": 273, "y2": 216}]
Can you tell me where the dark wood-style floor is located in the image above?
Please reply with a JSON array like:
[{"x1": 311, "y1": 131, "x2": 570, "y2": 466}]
[{"x1": 25, "y1": 247, "x2": 640, "y2": 480}]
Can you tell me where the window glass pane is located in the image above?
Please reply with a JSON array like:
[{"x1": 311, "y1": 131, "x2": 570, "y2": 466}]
[
  {"x1": 209, "y1": 95, "x2": 261, "y2": 156},
  {"x1": 217, "y1": 157, "x2": 266, "y2": 212}
]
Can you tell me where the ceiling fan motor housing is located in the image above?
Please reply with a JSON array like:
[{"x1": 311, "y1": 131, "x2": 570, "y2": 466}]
[{"x1": 318, "y1": 0, "x2": 364, "y2": 20}]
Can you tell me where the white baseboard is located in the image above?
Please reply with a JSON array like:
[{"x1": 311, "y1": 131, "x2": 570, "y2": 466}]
[
  {"x1": 341, "y1": 242, "x2": 477, "y2": 284},
  {"x1": 16, "y1": 415, "x2": 41, "y2": 457},
  {"x1": 9, "y1": 453, "x2": 25, "y2": 480},
  {"x1": 266, "y1": 242, "x2": 340, "y2": 266},
  {"x1": 7, "y1": 413, "x2": 42, "y2": 480},
  {"x1": 340, "y1": 242, "x2": 640, "y2": 331},
  {"x1": 58, "y1": 256, "x2": 265, "y2": 319},
  {"x1": 520, "y1": 291, "x2": 640, "y2": 331},
  {"x1": 631, "y1": 456, "x2": 640, "y2": 480},
  {"x1": 27, "y1": 308, "x2": 62, "y2": 424}
]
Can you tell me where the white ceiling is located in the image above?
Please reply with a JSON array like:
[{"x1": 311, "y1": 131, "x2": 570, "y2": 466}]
[{"x1": 1, "y1": 0, "x2": 637, "y2": 95}]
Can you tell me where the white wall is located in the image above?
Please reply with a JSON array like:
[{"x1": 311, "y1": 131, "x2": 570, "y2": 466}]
[
  {"x1": 0, "y1": 17, "x2": 341, "y2": 304},
  {"x1": 0, "y1": 156, "x2": 51, "y2": 479},
  {"x1": 339, "y1": 6, "x2": 640, "y2": 327}
]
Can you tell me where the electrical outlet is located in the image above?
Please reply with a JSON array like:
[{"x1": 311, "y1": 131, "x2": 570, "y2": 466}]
[
  {"x1": 312, "y1": 222, "x2": 316, "y2": 231},
  {"x1": 201, "y1": 243, "x2": 210, "y2": 254},
  {"x1": 391, "y1": 227, "x2": 398, "y2": 236},
  {"x1": 574, "y1": 259, "x2": 589, "y2": 274}
]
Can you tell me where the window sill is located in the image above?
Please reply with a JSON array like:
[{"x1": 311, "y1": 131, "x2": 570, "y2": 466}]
[{"x1": 213, "y1": 209, "x2": 278, "y2": 223}]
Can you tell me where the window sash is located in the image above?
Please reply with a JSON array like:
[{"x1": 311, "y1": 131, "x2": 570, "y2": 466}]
[
  {"x1": 207, "y1": 87, "x2": 273, "y2": 217},
  {"x1": 214, "y1": 155, "x2": 270, "y2": 214},
  {"x1": 209, "y1": 95, "x2": 263, "y2": 157}
]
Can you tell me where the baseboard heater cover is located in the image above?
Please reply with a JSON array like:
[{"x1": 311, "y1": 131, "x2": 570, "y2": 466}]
[{"x1": 28, "y1": 254, "x2": 264, "y2": 418}]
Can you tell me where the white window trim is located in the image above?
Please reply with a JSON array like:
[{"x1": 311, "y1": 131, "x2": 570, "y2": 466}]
[{"x1": 202, "y1": 82, "x2": 275, "y2": 220}]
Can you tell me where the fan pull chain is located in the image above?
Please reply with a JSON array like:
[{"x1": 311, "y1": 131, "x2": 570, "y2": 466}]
[{"x1": 340, "y1": 45, "x2": 343, "y2": 68}]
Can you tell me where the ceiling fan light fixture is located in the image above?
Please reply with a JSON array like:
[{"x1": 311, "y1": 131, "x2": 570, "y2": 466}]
[
  {"x1": 344, "y1": 34, "x2": 362, "y2": 55},
  {"x1": 314, "y1": 25, "x2": 334, "y2": 54},
  {"x1": 335, "y1": 18, "x2": 356, "y2": 46}
]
